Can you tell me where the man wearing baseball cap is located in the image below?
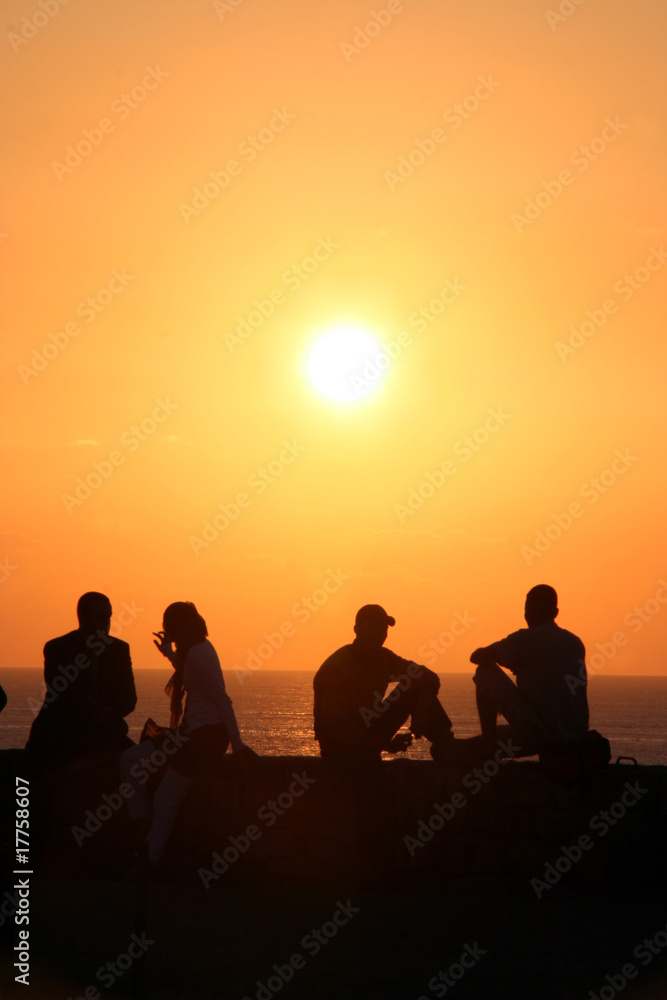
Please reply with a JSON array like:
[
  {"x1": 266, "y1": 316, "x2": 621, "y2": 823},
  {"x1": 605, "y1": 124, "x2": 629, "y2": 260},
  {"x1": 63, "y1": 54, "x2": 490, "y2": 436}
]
[{"x1": 313, "y1": 604, "x2": 454, "y2": 766}]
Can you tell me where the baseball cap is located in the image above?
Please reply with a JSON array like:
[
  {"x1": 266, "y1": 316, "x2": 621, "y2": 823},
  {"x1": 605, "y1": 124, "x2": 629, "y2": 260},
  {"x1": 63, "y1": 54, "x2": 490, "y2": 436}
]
[{"x1": 354, "y1": 604, "x2": 396, "y2": 628}]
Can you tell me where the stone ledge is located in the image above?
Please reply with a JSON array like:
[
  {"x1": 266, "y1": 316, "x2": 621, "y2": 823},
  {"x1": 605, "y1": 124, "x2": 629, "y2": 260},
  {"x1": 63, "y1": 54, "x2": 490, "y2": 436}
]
[{"x1": 173, "y1": 758, "x2": 667, "y2": 882}]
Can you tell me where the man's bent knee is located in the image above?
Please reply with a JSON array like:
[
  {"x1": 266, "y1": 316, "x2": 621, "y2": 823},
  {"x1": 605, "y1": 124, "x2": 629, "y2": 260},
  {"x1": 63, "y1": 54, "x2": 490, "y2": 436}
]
[{"x1": 473, "y1": 661, "x2": 502, "y2": 685}]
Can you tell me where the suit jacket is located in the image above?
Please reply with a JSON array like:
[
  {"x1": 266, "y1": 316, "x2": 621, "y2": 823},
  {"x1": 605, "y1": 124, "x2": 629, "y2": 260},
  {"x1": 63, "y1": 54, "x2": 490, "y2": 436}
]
[{"x1": 27, "y1": 629, "x2": 137, "y2": 762}]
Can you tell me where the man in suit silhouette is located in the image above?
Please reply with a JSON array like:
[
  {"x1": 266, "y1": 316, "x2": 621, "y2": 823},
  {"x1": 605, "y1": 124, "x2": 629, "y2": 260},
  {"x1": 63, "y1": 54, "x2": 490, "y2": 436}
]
[{"x1": 27, "y1": 591, "x2": 137, "y2": 769}]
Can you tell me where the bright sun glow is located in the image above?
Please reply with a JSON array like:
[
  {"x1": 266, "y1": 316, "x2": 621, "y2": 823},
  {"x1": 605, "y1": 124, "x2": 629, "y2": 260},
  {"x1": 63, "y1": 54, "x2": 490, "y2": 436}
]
[{"x1": 307, "y1": 326, "x2": 387, "y2": 402}]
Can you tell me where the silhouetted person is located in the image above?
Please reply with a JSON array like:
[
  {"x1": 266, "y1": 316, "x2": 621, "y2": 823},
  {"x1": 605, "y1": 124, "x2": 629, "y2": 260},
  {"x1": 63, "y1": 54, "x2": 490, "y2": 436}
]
[
  {"x1": 26, "y1": 592, "x2": 136, "y2": 770},
  {"x1": 313, "y1": 604, "x2": 454, "y2": 767},
  {"x1": 470, "y1": 584, "x2": 588, "y2": 751},
  {"x1": 120, "y1": 601, "x2": 256, "y2": 866}
]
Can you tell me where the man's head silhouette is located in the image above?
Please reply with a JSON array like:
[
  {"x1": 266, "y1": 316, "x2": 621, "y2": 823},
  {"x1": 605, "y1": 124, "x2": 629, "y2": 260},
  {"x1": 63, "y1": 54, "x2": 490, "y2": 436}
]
[
  {"x1": 77, "y1": 592, "x2": 112, "y2": 637},
  {"x1": 524, "y1": 585, "x2": 558, "y2": 627},
  {"x1": 353, "y1": 604, "x2": 395, "y2": 648}
]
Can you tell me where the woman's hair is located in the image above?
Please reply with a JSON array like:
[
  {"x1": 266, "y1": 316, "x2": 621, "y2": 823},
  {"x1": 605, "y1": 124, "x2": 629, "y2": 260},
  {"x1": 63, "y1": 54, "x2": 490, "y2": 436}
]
[{"x1": 163, "y1": 602, "x2": 208, "y2": 728}]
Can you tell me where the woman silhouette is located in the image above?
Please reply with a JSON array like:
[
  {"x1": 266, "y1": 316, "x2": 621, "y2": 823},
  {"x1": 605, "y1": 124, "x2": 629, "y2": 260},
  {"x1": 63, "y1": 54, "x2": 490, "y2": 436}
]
[{"x1": 121, "y1": 601, "x2": 255, "y2": 865}]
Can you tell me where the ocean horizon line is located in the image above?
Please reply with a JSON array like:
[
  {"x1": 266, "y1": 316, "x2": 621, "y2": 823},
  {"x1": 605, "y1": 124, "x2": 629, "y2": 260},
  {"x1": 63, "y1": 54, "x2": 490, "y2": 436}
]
[{"x1": 3, "y1": 666, "x2": 667, "y2": 679}]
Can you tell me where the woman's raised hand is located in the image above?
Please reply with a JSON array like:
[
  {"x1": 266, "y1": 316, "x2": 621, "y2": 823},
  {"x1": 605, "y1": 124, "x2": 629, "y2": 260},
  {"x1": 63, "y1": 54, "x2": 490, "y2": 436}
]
[{"x1": 153, "y1": 630, "x2": 175, "y2": 662}]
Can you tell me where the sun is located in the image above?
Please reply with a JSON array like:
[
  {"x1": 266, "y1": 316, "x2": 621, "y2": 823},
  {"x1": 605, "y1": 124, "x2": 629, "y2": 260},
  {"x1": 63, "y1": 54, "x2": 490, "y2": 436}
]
[{"x1": 307, "y1": 326, "x2": 387, "y2": 402}]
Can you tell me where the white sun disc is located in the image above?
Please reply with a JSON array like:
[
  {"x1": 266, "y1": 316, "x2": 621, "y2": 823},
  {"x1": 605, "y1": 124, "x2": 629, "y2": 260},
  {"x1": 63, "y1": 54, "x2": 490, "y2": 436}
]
[{"x1": 307, "y1": 326, "x2": 387, "y2": 402}]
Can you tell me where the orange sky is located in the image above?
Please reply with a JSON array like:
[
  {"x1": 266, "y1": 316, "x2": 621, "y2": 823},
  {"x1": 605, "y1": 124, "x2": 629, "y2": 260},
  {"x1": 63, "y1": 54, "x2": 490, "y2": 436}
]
[{"x1": 2, "y1": 0, "x2": 666, "y2": 679}]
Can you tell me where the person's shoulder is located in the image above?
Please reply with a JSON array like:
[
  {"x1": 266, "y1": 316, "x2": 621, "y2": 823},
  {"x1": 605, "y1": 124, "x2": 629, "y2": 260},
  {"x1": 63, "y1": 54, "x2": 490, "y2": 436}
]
[
  {"x1": 491, "y1": 628, "x2": 533, "y2": 661},
  {"x1": 527, "y1": 621, "x2": 575, "y2": 644},
  {"x1": 320, "y1": 642, "x2": 354, "y2": 670},
  {"x1": 552, "y1": 622, "x2": 580, "y2": 637},
  {"x1": 554, "y1": 624, "x2": 585, "y2": 648},
  {"x1": 186, "y1": 638, "x2": 215, "y2": 658},
  {"x1": 315, "y1": 644, "x2": 353, "y2": 674},
  {"x1": 44, "y1": 630, "x2": 79, "y2": 653},
  {"x1": 108, "y1": 635, "x2": 130, "y2": 654},
  {"x1": 498, "y1": 626, "x2": 530, "y2": 644},
  {"x1": 185, "y1": 639, "x2": 219, "y2": 667},
  {"x1": 378, "y1": 645, "x2": 407, "y2": 664}
]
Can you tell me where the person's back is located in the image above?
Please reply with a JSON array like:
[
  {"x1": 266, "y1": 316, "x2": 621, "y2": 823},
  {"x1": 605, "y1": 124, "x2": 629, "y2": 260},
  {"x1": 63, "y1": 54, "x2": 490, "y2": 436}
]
[
  {"x1": 314, "y1": 640, "x2": 405, "y2": 748},
  {"x1": 491, "y1": 619, "x2": 588, "y2": 743},
  {"x1": 471, "y1": 585, "x2": 589, "y2": 748},
  {"x1": 180, "y1": 638, "x2": 240, "y2": 735},
  {"x1": 27, "y1": 592, "x2": 136, "y2": 768}
]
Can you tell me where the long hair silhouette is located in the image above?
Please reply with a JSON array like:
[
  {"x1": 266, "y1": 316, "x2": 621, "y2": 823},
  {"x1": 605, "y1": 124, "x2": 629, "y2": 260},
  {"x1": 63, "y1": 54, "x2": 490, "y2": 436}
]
[{"x1": 162, "y1": 602, "x2": 208, "y2": 728}]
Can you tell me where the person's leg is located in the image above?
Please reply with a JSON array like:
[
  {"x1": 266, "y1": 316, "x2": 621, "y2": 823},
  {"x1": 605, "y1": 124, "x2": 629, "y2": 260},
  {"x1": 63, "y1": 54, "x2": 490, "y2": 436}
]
[
  {"x1": 143, "y1": 724, "x2": 229, "y2": 864},
  {"x1": 146, "y1": 767, "x2": 192, "y2": 865},
  {"x1": 367, "y1": 673, "x2": 453, "y2": 747},
  {"x1": 409, "y1": 686, "x2": 453, "y2": 742},
  {"x1": 119, "y1": 740, "x2": 155, "y2": 820},
  {"x1": 473, "y1": 662, "x2": 542, "y2": 750},
  {"x1": 474, "y1": 665, "x2": 502, "y2": 743}
]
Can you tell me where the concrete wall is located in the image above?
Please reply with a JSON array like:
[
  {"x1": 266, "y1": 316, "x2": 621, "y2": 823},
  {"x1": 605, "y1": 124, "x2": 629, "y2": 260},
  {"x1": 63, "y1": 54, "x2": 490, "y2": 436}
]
[{"x1": 176, "y1": 758, "x2": 667, "y2": 886}]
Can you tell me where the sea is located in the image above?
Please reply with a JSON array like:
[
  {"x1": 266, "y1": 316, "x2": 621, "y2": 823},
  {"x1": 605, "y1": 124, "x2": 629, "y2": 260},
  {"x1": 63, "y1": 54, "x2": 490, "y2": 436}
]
[{"x1": 1, "y1": 669, "x2": 666, "y2": 765}]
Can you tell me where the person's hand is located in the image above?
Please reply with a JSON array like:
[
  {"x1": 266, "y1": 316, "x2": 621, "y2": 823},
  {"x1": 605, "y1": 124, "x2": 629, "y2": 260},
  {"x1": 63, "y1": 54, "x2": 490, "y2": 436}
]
[
  {"x1": 153, "y1": 631, "x2": 175, "y2": 662},
  {"x1": 387, "y1": 733, "x2": 412, "y2": 754}
]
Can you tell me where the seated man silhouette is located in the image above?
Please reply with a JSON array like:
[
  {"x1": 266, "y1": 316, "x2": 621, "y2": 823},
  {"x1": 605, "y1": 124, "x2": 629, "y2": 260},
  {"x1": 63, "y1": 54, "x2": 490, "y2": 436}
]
[
  {"x1": 470, "y1": 584, "x2": 588, "y2": 752},
  {"x1": 313, "y1": 604, "x2": 454, "y2": 766},
  {"x1": 26, "y1": 592, "x2": 137, "y2": 770}
]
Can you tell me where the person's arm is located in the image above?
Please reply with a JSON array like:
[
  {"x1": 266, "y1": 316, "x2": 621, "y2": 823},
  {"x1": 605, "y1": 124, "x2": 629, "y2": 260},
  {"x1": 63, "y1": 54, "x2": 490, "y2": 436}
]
[
  {"x1": 42, "y1": 637, "x2": 81, "y2": 714},
  {"x1": 43, "y1": 639, "x2": 62, "y2": 691},
  {"x1": 471, "y1": 632, "x2": 521, "y2": 671},
  {"x1": 470, "y1": 642, "x2": 503, "y2": 665},
  {"x1": 84, "y1": 642, "x2": 136, "y2": 727},
  {"x1": 384, "y1": 649, "x2": 440, "y2": 694},
  {"x1": 153, "y1": 631, "x2": 178, "y2": 666},
  {"x1": 114, "y1": 643, "x2": 137, "y2": 717}
]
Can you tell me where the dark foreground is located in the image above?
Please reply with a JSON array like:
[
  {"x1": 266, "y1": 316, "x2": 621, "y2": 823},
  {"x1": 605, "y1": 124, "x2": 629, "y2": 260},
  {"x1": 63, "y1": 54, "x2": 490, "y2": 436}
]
[
  {"x1": 4, "y1": 872, "x2": 667, "y2": 1000},
  {"x1": 1, "y1": 753, "x2": 666, "y2": 999}
]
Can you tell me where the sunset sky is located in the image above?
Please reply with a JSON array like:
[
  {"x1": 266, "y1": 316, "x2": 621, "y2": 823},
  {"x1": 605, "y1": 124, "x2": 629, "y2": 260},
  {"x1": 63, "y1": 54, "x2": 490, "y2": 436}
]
[{"x1": 2, "y1": 0, "x2": 666, "y2": 679}]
